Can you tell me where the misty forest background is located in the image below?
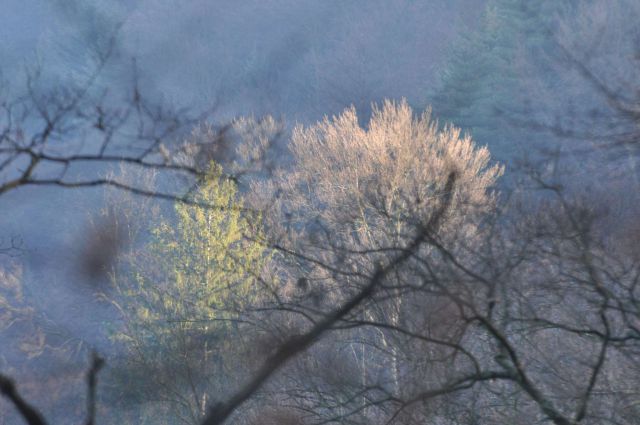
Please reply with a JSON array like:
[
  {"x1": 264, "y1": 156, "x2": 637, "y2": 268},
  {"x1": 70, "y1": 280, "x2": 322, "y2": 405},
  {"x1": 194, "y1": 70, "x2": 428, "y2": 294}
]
[{"x1": 2, "y1": 0, "x2": 640, "y2": 424}]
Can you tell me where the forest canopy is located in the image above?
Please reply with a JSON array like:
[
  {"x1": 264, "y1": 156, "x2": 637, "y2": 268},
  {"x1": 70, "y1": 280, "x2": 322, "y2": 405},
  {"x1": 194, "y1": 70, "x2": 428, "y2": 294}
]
[{"x1": 1, "y1": 1, "x2": 640, "y2": 425}]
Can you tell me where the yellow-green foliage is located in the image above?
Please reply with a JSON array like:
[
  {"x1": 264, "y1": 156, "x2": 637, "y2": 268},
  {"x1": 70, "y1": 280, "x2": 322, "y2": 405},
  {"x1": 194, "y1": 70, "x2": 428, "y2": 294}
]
[
  {"x1": 112, "y1": 164, "x2": 268, "y2": 418},
  {"x1": 0, "y1": 261, "x2": 46, "y2": 359},
  {"x1": 125, "y1": 164, "x2": 266, "y2": 332}
]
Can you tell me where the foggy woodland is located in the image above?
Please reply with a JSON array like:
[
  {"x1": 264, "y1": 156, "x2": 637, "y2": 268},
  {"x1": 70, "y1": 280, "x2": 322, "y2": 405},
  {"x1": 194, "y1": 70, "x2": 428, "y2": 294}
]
[{"x1": 2, "y1": 1, "x2": 640, "y2": 424}]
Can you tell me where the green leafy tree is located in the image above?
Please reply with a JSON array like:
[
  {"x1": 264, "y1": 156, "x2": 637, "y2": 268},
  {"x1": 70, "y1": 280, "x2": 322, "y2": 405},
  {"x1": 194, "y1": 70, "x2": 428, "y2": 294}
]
[{"x1": 110, "y1": 164, "x2": 269, "y2": 425}]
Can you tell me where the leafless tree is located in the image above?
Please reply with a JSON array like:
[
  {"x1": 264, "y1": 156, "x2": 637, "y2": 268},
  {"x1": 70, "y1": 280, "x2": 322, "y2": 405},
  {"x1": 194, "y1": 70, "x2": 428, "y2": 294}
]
[
  {"x1": 0, "y1": 43, "x2": 233, "y2": 205},
  {"x1": 198, "y1": 101, "x2": 640, "y2": 425},
  {"x1": 2, "y1": 8, "x2": 640, "y2": 422}
]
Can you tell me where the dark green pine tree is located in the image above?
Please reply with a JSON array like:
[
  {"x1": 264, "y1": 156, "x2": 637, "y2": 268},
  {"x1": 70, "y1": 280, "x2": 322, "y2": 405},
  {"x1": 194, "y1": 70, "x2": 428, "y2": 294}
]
[{"x1": 431, "y1": 0, "x2": 573, "y2": 160}]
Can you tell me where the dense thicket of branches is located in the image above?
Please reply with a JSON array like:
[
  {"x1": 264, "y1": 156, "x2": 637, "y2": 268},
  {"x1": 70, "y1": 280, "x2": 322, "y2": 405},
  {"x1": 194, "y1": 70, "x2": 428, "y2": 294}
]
[{"x1": 2, "y1": 1, "x2": 640, "y2": 425}]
